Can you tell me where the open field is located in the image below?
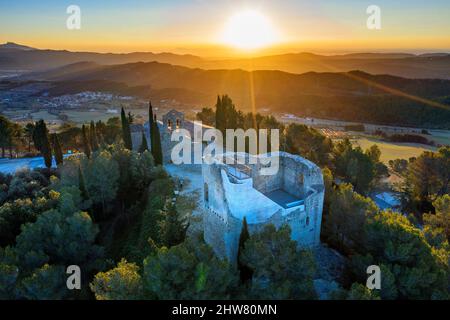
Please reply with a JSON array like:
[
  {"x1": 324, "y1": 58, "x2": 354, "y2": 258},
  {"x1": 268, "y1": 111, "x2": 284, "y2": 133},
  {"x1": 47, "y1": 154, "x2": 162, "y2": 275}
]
[
  {"x1": 428, "y1": 130, "x2": 450, "y2": 146},
  {"x1": 61, "y1": 108, "x2": 173, "y2": 125},
  {"x1": 61, "y1": 110, "x2": 115, "y2": 123},
  {"x1": 30, "y1": 110, "x2": 59, "y2": 121},
  {"x1": 352, "y1": 137, "x2": 436, "y2": 163}
]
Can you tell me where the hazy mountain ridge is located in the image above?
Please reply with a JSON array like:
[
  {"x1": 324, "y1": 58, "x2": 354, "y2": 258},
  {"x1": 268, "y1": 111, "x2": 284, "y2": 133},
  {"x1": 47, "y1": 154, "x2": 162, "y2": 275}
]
[
  {"x1": 1, "y1": 42, "x2": 449, "y2": 79},
  {"x1": 202, "y1": 53, "x2": 450, "y2": 79},
  {"x1": 0, "y1": 43, "x2": 203, "y2": 71},
  {"x1": 27, "y1": 61, "x2": 450, "y2": 98},
  {"x1": 0, "y1": 42, "x2": 37, "y2": 51}
]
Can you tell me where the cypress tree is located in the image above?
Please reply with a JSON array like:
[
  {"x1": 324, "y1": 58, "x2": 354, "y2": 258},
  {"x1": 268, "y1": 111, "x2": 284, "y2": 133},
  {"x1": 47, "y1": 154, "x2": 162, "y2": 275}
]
[
  {"x1": 52, "y1": 133, "x2": 63, "y2": 166},
  {"x1": 148, "y1": 101, "x2": 154, "y2": 150},
  {"x1": 223, "y1": 95, "x2": 237, "y2": 129},
  {"x1": 0, "y1": 116, "x2": 11, "y2": 158},
  {"x1": 151, "y1": 120, "x2": 163, "y2": 165},
  {"x1": 33, "y1": 120, "x2": 52, "y2": 168},
  {"x1": 42, "y1": 143, "x2": 52, "y2": 169},
  {"x1": 32, "y1": 120, "x2": 50, "y2": 155},
  {"x1": 138, "y1": 131, "x2": 149, "y2": 153},
  {"x1": 24, "y1": 122, "x2": 35, "y2": 152},
  {"x1": 89, "y1": 121, "x2": 99, "y2": 152},
  {"x1": 95, "y1": 121, "x2": 104, "y2": 146},
  {"x1": 78, "y1": 166, "x2": 89, "y2": 200},
  {"x1": 121, "y1": 107, "x2": 133, "y2": 150},
  {"x1": 81, "y1": 124, "x2": 91, "y2": 159},
  {"x1": 237, "y1": 217, "x2": 253, "y2": 283},
  {"x1": 31, "y1": 121, "x2": 42, "y2": 152},
  {"x1": 214, "y1": 95, "x2": 224, "y2": 134}
]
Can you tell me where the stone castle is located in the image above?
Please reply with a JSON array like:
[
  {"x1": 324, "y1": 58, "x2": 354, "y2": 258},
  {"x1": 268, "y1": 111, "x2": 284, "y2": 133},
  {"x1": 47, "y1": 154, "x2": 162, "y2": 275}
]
[
  {"x1": 135, "y1": 108, "x2": 325, "y2": 264},
  {"x1": 202, "y1": 151, "x2": 324, "y2": 264}
]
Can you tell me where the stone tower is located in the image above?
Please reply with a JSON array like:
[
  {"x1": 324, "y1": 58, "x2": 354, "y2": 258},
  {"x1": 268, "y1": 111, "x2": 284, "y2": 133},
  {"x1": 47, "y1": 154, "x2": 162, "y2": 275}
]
[{"x1": 202, "y1": 151, "x2": 324, "y2": 264}]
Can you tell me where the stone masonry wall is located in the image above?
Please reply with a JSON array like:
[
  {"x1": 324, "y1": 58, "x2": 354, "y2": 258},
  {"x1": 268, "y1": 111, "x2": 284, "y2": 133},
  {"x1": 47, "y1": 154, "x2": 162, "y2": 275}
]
[{"x1": 203, "y1": 152, "x2": 325, "y2": 264}]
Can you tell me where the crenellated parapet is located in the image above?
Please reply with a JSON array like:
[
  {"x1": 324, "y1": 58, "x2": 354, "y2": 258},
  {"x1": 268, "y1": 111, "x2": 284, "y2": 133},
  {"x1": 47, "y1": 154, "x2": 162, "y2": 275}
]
[{"x1": 202, "y1": 151, "x2": 325, "y2": 264}]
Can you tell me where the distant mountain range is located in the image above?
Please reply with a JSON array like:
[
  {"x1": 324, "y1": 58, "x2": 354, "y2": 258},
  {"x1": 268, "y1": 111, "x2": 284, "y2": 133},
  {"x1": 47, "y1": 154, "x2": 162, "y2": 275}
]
[
  {"x1": 204, "y1": 53, "x2": 450, "y2": 80},
  {"x1": 2, "y1": 42, "x2": 449, "y2": 128},
  {"x1": 15, "y1": 60, "x2": 450, "y2": 129},
  {"x1": 0, "y1": 42, "x2": 204, "y2": 72},
  {"x1": 0, "y1": 42, "x2": 36, "y2": 51},
  {"x1": 1, "y1": 42, "x2": 450, "y2": 79}
]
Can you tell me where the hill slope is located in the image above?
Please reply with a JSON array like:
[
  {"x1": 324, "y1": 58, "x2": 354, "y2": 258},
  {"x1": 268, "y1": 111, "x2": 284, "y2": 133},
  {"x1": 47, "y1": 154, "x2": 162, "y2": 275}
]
[{"x1": 24, "y1": 61, "x2": 450, "y2": 129}]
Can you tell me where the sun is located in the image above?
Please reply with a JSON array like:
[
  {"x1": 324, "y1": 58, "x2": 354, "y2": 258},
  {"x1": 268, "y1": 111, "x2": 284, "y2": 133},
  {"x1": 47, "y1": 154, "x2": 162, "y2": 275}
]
[{"x1": 221, "y1": 10, "x2": 279, "y2": 50}]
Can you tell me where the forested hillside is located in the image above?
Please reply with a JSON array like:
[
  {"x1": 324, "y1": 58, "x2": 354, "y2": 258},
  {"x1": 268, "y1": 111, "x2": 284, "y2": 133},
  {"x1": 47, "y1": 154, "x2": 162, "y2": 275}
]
[{"x1": 21, "y1": 61, "x2": 450, "y2": 128}]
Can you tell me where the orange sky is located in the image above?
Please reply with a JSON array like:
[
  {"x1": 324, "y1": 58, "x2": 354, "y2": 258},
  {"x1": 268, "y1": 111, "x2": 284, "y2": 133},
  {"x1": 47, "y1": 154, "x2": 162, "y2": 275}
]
[{"x1": 1, "y1": 1, "x2": 449, "y2": 57}]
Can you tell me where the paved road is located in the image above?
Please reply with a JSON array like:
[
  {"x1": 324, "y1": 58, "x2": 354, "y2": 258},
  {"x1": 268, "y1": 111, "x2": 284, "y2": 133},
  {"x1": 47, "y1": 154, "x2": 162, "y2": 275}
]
[{"x1": 0, "y1": 154, "x2": 78, "y2": 174}]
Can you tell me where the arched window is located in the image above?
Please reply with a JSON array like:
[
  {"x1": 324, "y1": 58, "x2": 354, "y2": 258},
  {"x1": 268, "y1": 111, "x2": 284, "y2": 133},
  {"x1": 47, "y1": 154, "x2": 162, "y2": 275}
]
[
  {"x1": 298, "y1": 174, "x2": 304, "y2": 184},
  {"x1": 306, "y1": 216, "x2": 310, "y2": 226},
  {"x1": 176, "y1": 119, "x2": 181, "y2": 129},
  {"x1": 167, "y1": 119, "x2": 172, "y2": 130}
]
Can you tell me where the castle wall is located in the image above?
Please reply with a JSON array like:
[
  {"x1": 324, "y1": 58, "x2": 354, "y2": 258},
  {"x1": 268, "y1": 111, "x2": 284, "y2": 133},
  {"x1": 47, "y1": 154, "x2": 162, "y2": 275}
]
[
  {"x1": 202, "y1": 163, "x2": 231, "y2": 222},
  {"x1": 252, "y1": 161, "x2": 284, "y2": 194},
  {"x1": 203, "y1": 152, "x2": 325, "y2": 264},
  {"x1": 282, "y1": 156, "x2": 305, "y2": 198}
]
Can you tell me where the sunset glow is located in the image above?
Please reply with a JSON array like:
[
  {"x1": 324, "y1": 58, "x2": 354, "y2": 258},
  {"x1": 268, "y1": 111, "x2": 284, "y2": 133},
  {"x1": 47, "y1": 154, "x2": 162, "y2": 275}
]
[
  {"x1": 221, "y1": 10, "x2": 280, "y2": 50},
  {"x1": 0, "y1": 1, "x2": 449, "y2": 55}
]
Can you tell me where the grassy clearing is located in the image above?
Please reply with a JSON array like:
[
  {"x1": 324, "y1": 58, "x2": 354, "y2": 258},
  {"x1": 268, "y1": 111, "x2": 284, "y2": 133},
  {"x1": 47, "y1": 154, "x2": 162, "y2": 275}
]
[
  {"x1": 30, "y1": 110, "x2": 60, "y2": 121},
  {"x1": 62, "y1": 111, "x2": 113, "y2": 123},
  {"x1": 352, "y1": 137, "x2": 436, "y2": 163},
  {"x1": 428, "y1": 130, "x2": 450, "y2": 146}
]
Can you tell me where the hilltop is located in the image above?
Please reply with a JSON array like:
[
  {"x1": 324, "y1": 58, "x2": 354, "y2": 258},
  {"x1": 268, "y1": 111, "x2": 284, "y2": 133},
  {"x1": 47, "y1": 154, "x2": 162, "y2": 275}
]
[
  {"x1": 1, "y1": 42, "x2": 450, "y2": 79},
  {"x1": 13, "y1": 60, "x2": 450, "y2": 129}
]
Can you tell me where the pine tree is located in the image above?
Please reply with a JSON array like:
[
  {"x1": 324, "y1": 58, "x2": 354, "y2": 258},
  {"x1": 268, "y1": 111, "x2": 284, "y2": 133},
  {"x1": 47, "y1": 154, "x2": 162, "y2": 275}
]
[
  {"x1": 82, "y1": 124, "x2": 91, "y2": 159},
  {"x1": 138, "y1": 132, "x2": 149, "y2": 153},
  {"x1": 52, "y1": 133, "x2": 63, "y2": 166},
  {"x1": 160, "y1": 202, "x2": 189, "y2": 247},
  {"x1": 89, "y1": 121, "x2": 99, "y2": 152},
  {"x1": 121, "y1": 107, "x2": 133, "y2": 150},
  {"x1": 237, "y1": 217, "x2": 253, "y2": 283},
  {"x1": 151, "y1": 120, "x2": 163, "y2": 165},
  {"x1": 78, "y1": 166, "x2": 89, "y2": 200}
]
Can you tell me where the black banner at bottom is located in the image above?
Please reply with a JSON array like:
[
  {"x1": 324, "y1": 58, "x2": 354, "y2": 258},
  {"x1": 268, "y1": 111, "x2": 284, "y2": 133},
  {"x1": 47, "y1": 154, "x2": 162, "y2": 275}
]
[{"x1": 2, "y1": 300, "x2": 448, "y2": 319}]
